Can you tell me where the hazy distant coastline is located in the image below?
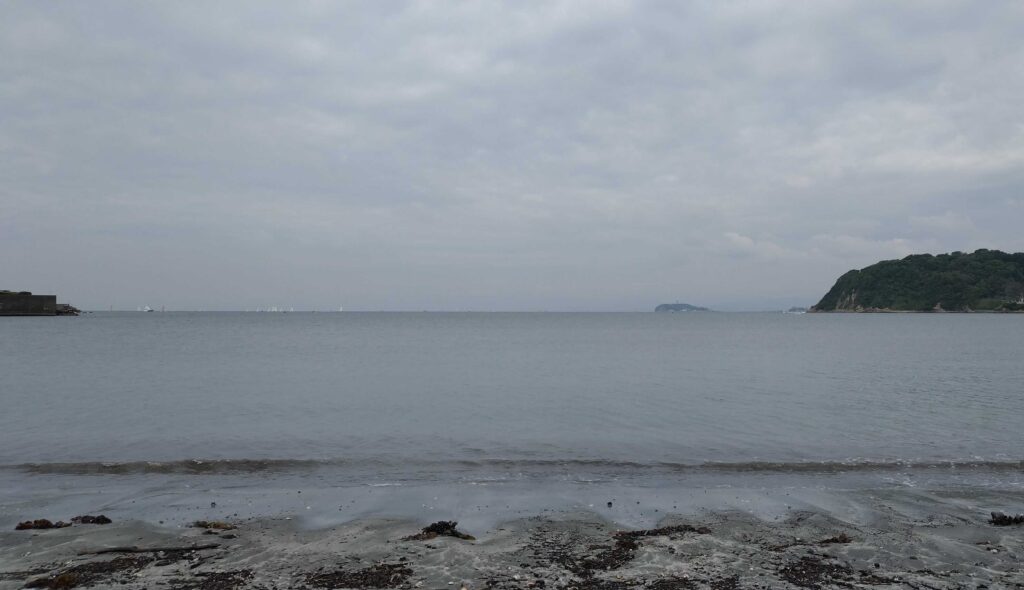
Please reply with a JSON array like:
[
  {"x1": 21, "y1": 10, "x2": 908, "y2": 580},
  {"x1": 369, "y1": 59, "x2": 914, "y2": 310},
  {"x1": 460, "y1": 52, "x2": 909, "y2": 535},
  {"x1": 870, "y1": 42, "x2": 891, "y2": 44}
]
[{"x1": 654, "y1": 303, "x2": 710, "y2": 312}]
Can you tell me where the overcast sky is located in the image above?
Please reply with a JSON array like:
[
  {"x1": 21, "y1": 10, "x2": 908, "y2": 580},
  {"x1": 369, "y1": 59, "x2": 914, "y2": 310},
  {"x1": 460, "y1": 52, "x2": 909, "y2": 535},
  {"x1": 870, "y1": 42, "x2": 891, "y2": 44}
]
[{"x1": 3, "y1": 1, "x2": 1023, "y2": 311}]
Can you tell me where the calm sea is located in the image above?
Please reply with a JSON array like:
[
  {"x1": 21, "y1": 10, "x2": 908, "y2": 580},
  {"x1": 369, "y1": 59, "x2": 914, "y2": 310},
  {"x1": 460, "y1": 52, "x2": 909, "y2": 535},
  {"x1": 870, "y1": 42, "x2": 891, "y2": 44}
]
[{"x1": 2, "y1": 312, "x2": 1022, "y2": 527}]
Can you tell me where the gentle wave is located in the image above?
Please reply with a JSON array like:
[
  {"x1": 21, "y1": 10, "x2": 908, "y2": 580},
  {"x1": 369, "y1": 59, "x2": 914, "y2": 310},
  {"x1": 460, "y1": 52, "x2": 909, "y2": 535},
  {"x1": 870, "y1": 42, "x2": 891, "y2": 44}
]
[
  {"x1": 10, "y1": 459, "x2": 329, "y2": 474},
  {"x1": 5, "y1": 458, "x2": 1023, "y2": 476}
]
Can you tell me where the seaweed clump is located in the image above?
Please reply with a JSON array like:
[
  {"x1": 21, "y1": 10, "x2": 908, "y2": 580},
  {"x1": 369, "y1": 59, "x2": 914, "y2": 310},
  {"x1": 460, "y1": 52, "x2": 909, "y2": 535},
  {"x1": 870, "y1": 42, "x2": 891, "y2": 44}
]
[
  {"x1": 71, "y1": 515, "x2": 112, "y2": 525},
  {"x1": 708, "y1": 576, "x2": 740, "y2": 590},
  {"x1": 15, "y1": 519, "x2": 71, "y2": 530},
  {"x1": 192, "y1": 520, "x2": 237, "y2": 530},
  {"x1": 25, "y1": 557, "x2": 153, "y2": 589},
  {"x1": 989, "y1": 511, "x2": 1024, "y2": 526},
  {"x1": 404, "y1": 520, "x2": 475, "y2": 541},
  {"x1": 570, "y1": 525, "x2": 711, "y2": 575},
  {"x1": 818, "y1": 532, "x2": 852, "y2": 544},
  {"x1": 531, "y1": 523, "x2": 711, "y2": 581},
  {"x1": 306, "y1": 563, "x2": 413, "y2": 589},
  {"x1": 614, "y1": 524, "x2": 711, "y2": 540},
  {"x1": 169, "y1": 570, "x2": 253, "y2": 590},
  {"x1": 778, "y1": 555, "x2": 892, "y2": 589},
  {"x1": 779, "y1": 556, "x2": 857, "y2": 589}
]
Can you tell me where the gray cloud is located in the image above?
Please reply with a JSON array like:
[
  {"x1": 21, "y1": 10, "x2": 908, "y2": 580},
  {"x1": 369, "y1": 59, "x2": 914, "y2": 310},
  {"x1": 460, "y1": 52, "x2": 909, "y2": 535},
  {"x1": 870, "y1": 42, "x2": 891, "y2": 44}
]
[{"x1": 3, "y1": 1, "x2": 1023, "y2": 310}]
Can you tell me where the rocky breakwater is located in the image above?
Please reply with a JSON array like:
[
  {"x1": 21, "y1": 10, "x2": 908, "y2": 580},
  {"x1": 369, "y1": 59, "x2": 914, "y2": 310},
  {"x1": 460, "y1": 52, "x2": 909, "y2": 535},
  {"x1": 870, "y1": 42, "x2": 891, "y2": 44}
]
[{"x1": 0, "y1": 291, "x2": 79, "y2": 316}]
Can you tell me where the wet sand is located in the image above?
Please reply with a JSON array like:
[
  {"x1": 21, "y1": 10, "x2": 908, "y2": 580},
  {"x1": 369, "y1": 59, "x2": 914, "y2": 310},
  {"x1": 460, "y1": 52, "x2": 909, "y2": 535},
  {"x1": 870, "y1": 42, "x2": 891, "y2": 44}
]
[{"x1": 3, "y1": 502, "x2": 1022, "y2": 590}]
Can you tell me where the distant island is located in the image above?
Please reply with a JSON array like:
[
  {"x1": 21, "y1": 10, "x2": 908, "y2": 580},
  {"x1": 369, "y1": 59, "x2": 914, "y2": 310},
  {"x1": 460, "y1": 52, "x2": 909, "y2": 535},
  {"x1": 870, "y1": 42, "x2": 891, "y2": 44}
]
[
  {"x1": 811, "y1": 249, "x2": 1024, "y2": 312},
  {"x1": 655, "y1": 303, "x2": 710, "y2": 312}
]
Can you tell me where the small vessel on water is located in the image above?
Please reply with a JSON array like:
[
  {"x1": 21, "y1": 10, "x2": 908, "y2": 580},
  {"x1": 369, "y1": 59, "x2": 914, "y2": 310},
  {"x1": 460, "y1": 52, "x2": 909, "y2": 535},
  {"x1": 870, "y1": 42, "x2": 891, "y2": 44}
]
[{"x1": 143, "y1": 306, "x2": 154, "y2": 312}]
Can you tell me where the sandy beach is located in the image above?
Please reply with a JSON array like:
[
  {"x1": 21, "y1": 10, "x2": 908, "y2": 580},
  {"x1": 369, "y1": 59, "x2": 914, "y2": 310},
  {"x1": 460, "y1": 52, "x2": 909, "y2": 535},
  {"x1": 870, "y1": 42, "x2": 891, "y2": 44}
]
[{"x1": 3, "y1": 494, "x2": 1022, "y2": 590}]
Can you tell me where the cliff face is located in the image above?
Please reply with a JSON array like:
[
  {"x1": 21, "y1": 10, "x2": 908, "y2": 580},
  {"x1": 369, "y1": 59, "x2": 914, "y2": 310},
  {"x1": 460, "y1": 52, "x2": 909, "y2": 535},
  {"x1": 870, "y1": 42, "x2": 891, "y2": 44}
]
[{"x1": 812, "y1": 249, "x2": 1024, "y2": 312}]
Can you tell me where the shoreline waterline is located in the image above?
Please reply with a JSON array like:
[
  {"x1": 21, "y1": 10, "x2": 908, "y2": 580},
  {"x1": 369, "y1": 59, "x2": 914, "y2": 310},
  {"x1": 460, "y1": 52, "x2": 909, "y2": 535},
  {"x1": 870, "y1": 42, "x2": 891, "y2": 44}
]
[{"x1": 3, "y1": 495, "x2": 1023, "y2": 589}]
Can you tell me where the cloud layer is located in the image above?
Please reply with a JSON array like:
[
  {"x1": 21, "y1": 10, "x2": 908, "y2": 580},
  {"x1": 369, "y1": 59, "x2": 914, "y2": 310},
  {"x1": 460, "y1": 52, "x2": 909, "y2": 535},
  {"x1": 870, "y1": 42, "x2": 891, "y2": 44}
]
[{"x1": 3, "y1": 1, "x2": 1023, "y2": 310}]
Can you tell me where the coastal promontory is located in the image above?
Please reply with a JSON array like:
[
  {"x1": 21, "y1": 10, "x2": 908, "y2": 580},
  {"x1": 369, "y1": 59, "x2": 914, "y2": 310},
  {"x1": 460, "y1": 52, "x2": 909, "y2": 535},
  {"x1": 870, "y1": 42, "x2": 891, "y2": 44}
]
[{"x1": 811, "y1": 249, "x2": 1024, "y2": 312}]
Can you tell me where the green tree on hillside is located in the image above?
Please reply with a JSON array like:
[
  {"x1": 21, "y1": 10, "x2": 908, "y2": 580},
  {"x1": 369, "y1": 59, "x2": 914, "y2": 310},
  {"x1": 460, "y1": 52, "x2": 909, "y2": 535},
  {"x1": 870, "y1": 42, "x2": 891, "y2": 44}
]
[{"x1": 813, "y1": 249, "x2": 1024, "y2": 312}]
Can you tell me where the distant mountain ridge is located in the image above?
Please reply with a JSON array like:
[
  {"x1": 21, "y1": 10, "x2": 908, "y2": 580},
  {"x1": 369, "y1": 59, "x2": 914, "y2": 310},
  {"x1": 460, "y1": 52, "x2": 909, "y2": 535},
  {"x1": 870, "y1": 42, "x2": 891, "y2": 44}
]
[{"x1": 811, "y1": 249, "x2": 1024, "y2": 312}]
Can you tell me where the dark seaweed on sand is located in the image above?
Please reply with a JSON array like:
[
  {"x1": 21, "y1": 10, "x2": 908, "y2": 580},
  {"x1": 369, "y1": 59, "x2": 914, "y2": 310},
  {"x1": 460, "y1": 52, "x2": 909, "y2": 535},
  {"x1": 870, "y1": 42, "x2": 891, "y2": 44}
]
[
  {"x1": 648, "y1": 577, "x2": 699, "y2": 590},
  {"x1": 70, "y1": 515, "x2": 112, "y2": 525},
  {"x1": 817, "y1": 532, "x2": 852, "y2": 544},
  {"x1": 563, "y1": 575, "x2": 701, "y2": 590},
  {"x1": 403, "y1": 520, "x2": 475, "y2": 540},
  {"x1": 14, "y1": 515, "x2": 111, "y2": 530},
  {"x1": 306, "y1": 563, "x2": 413, "y2": 589},
  {"x1": 613, "y1": 524, "x2": 711, "y2": 540},
  {"x1": 25, "y1": 557, "x2": 153, "y2": 589},
  {"x1": 562, "y1": 580, "x2": 635, "y2": 590},
  {"x1": 778, "y1": 555, "x2": 892, "y2": 589},
  {"x1": 573, "y1": 535, "x2": 639, "y2": 574},
  {"x1": 24, "y1": 545, "x2": 218, "y2": 589},
  {"x1": 989, "y1": 511, "x2": 1024, "y2": 526},
  {"x1": 778, "y1": 556, "x2": 857, "y2": 589},
  {"x1": 15, "y1": 519, "x2": 71, "y2": 530},
  {"x1": 169, "y1": 570, "x2": 254, "y2": 590},
  {"x1": 707, "y1": 575, "x2": 740, "y2": 590},
  {"x1": 531, "y1": 523, "x2": 711, "y2": 580},
  {"x1": 192, "y1": 520, "x2": 237, "y2": 530}
]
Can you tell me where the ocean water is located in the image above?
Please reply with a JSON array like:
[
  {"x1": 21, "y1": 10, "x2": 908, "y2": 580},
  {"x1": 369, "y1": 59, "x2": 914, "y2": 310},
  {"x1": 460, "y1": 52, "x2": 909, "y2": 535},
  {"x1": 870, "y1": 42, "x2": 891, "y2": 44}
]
[{"x1": 2, "y1": 311, "x2": 1023, "y2": 528}]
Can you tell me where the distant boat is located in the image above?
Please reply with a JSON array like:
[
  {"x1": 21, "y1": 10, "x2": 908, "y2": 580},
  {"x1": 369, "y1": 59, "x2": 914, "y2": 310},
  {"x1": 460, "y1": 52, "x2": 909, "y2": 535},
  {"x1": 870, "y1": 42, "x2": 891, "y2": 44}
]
[{"x1": 143, "y1": 306, "x2": 154, "y2": 312}]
